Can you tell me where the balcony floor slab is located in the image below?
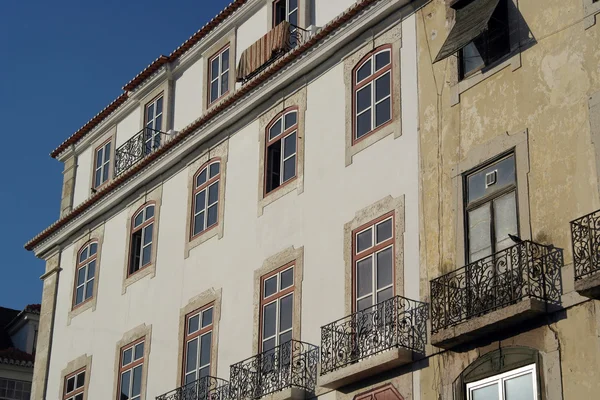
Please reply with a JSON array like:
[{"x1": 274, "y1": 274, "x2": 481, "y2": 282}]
[
  {"x1": 431, "y1": 298, "x2": 549, "y2": 349},
  {"x1": 575, "y1": 271, "x2": 600, "y2": 298},
  {"x1": 259, "y1": 387, "x2": 311, "y2": 400},
  {"x1": 318, "y1": 348, "x2": 413, "y2": 390}
]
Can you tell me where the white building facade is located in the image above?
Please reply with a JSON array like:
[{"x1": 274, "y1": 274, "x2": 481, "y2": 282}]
[{"x1": 26, "y1": 1, "x2": 428, "y2": 399}]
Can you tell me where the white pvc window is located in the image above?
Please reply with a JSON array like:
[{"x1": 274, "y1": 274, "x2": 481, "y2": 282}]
[
  {"x1": 265, "y1": 110, "x2": 298, "y2": 194},
  {"x1": 119, "y1": 341, "x2": 145, "y2": 400},
  {"x1": 94, "y1": 141, "x2": 111, "y2": 188},
  {"x1": 129, "y1": 204, "x2": 155, "y2": 275},
  {"x1": 144, "y1": 95, "x2": 163, "y2": 154},
  {"x1": 74, "y1": 242, "x2": 98, "y2": 306},
  {"x1": 261, "y1": 266, "x2": 294, "y2": 352},
  {"x1": 466, "y1": 364, "x2": 537, "y2": 400},
  {"x1": 192, "y1": 161, "x2": 220, "y2": 237},
  {"x1": 184, "y1": 306, "x2": 213, "y2": 385},
  {"x1": 209, "y1": 47, "x2": 230, "y2": 104}
]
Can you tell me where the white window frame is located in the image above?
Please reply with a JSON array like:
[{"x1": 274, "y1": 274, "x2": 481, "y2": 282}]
[
  {"x1": 266, "y1": 110, "x2": 298, "y2": 193},
  {"x1": 261, "y1": 266, "x2": 294, "y2": 351},
  {"x1": 119, "y1": 340, "x2": 145, "y2": 400},
  {"x1": 191, "y1": 161, "x2": 221, "y2": 238},
  {"x1": 74, "y1": 242, "x2": 98, "y2": 306},
  {"x1": 94, "y1": 140, "x2": 111, "y2": 188},
  {"x1": 184, "y1": 306, "x2": 214, "y2": 384},
  {"x1": 64, "y1": 370, "x2": 86, "y2": 400},
  {"x1": 466, "y1": 364, "x2": 538, "y2": 400},
  {"x1": 130, "y1": 205, "x2": 155, "y2": 275},
  {"x1": 209, "y1": 47, "x2": 230, "y2": 104},
  {"x1": 144, "y1": 95, "x2": 164, "y2": 153}
]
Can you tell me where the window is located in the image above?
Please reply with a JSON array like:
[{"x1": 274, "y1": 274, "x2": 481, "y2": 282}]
[
  {"x1": 118, "y1": 339, "x2": 145, "y2": 400},
  {"x1": 273, "y1": 0, "x2": 298, "y2": 27},
  {"x1": 260, "y1": 264, "x2": 294, "y2": 352},
  {"x1": 459, "y1": 0, "x2": 510, "y2": 79},
  {"x1": 466, "y1": 364, "x2": 537, "y2": 400},
  {"x1": 129, "y1": 204, "x2": 155, "y2": 276},
  {"x1": 209, "y1": 47, "x2": 230, "y2": 104},
  {"x1": 265, "y1": 109, "x2": 298, "y2": 194},
  {"x1": 183, "y1": 305, "x2": 214, "y2": 385},
  {"x1": 63, "y1": 369, "x2": 85, "y2": 400},
  {"x1": 73, "y1": 241, "x2": 98, "y2": 307},
  {"x1": 144, "y1": 95, "x2": 164, "y2": 154},
  {"x1": 353, "y1": 47, "x2": 392, "y2": 142},
  {"x1": 191, "y1": 160, "x2": 220, "y2": 239},
  {"x1": 464, "y1": 153, "x2": 518, "y2": 263},
  {"x1": 353, "y1": 213, "x2": 394, "y2": 312},
  {"x1": 93, "y1": 140, "x2": 111, "y2": 188},
  {"x1": 0, "y1": 378, "x2": 31, "y2": 400}
]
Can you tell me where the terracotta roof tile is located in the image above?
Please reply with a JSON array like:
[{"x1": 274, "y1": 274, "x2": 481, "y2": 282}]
[{"x1": 0, "y1": 348, "x2": 35, "y2": 367}]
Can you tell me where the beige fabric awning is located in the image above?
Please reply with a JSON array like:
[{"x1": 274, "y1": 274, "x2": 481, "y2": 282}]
[{"x1": 237, "y1": 21, "x2": 291, "y2": 82}]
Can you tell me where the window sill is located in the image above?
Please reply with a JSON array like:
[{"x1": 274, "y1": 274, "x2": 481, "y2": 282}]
[
  {"x1": 451, "y1": 51, "x2": 522, "y2": 106},
  {"x1": 185, "y1": 222, "x2": 222, "y2": 259},
  {"x1": 68, "y1": 296, "x2": 97, "y2": 325},
  {"x1": 122, "y1": 263, "x2": 156, "y2": 294},
  {"x1": 584, "y1": 0, "x2": 600, "y2": 29},
  {"x1": 259, "y1": 176, "x2": 299, "y2": 216}
]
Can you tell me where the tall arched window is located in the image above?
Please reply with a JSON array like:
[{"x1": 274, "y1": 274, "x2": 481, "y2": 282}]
[
  {"x1": 353, "y1": 46, "x2": 392, "y2": 142},
  {"x1": 191, "y1": 160, "x2": 221, "y2": 238},
  {"x1": 265, "y1": 108, "x2": 298, "y2": 194},
  {"x1": 129, "y1": 203, "x2": 155, "y2": 276},
  {"x1": 74, "y1": 241, "x2": 98, "y2": 307}
]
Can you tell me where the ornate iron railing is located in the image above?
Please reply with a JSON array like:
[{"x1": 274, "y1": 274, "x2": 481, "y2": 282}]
[
  {"x1": 319, "y1": 296, "x2": 428, "y2": 375},
  {"x1": 240, "y1": 25, "x2": 312, "y2": 85},
  {"x1": 229, "y1": 339, "x2": 318, "y2": 400},
  {"x1": 155, "y1": 376, "x2": 230, "y2": 400},
  {"x1": 115, "y1": 127, "x2": 170, "y2": 177},
  {"x1": 430, "y1": 240, "x2": 563, "y2": 334},
  {"x1": 571, "y1": 209, "x2": 600, "y2": 280}
]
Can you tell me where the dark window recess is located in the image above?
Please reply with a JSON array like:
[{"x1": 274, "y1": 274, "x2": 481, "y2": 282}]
[
  {"x1": 273, "y1": 0, "x2": 298, "y2": 27},
  {"x1": 130, "y1": 231, "x2": 142, "y2": 274},
  {"x1": 274, "y1": 0, "x2": 286, "y2": 26},
  {"x1": 266, "y1": 141, "x2": 282, "y2": 193}
]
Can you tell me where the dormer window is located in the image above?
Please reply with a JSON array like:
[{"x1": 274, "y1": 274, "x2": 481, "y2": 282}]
[
  {"x1": 93, "y1": 139, "x2": 111, "y2": 188},
  {"x1": 273, "y1": 0, "x2": 298, "y2": 27}
]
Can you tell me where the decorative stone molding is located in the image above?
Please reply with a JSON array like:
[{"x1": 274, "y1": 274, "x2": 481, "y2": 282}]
[
  {"x1": 60, "y1": 154, "x2": 77, "y2": 217},
  {"x1": 584, "y1": 0, "x2": 600, "y2": 29},
  {"x1": 112, "y1": 324, "x2": 152, "y2": 400},
  {"x1": 590, "y1": 92, "x2": 600, "y2": 200},
  {"x1": 58, "y1": 354, "x2": 92, "y2": 400}
]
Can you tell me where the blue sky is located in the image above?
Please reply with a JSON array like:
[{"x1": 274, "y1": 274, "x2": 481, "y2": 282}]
[{"x1": 0, "y1": 0, "x2": 232, "y2": 310}]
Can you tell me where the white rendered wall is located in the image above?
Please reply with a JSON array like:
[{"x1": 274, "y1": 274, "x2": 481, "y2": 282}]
[
  {"x1": 115, "y1": 107, "x2": 142, "y2": 148},
  {"x1": 173, "y1": 59, "x2": 204, "y2": 131},
  {"x1": 236, "y1": 4, "x2": 268, "y2": 66},
  {"x1": 72, "y1": 146, "x2": 92, "y2": 208},
  {"x1": 314, "y1": 0, "x2": 357, "y2": 27}
]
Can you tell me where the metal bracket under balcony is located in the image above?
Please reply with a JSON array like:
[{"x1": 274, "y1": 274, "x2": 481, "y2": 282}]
[
  {"x1": 156, "y1": 376, "x2": 229, "y2": 400},
  {"x1": 115, "y1": 127, "x2": 171, "y2": 177},
  {"x1": 571, "y1": 209, "x2": 600, "y2": 297},
  {"x1": 430, "y1": 240, "x2": 563, "y2": 349},
  {"x1": 229, "y1": 339, "x2": 318, "y2": 400},
  {"x1": 318, "y1": 296, "x2": 428, "y2": 390}
]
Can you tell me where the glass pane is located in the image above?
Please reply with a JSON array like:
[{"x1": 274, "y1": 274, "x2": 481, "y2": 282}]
[
  {"x1": 195, "y1": 190, "x2": 206, "y2": 213},
  {"x1": 207, "y1": 205, "x2": 218, "y2": 228},
  {"x1": 211, "y1": 58, "x2": 220, "y2": 80},
  {"x1": 142, "y1": 245, "x2": 152, "y2": 266},
  {"x1": 146, "y1": 104, "x2": 154, "y2": 121},
  {"x1": 208, "y1": 182, "x2": 219, "y2": 205},
  {"x1": 279, "y1": 294, "x2": 293, "y2": 332},
  {"x1": 289, "y1": 0, "x2": 298, "y2": 10},
  {"x1": 505, "y1": 373, "x2": 534, "y2": 400},
  {"x1": 76, "y1": 372, "x2": 85, "y2": 388},
  {"x1": 188, "y1": 315, "x2": 200, "y2": 334},
  {"x1": 375, "y1": 50, "x2": 391, "y2": 70},
  {"x1": 145, "y1": 205, "x2": 155, "y2": 219},
  {"x1": 288, "y1": 9, "x2": 298, "y2": 26},
  {"x1": 199, "y1": 366, "x2": 210, "y2": 378},
  {"x1": 356, "y1": 60, "x2": 372, "y2": 82},
  {"x1": 377, "y1": 286, "x2": 393, "y2": 304},
  {"x1": 280, "y1": 268, "x2": 293, "y2": 289},
  {"x1": 269, "y1": 119, "x2": 283, "y2": 140},
  {"x1": 356, "y1": 86, "x2": 371, "y2": 113},
  {"x1": 283, "y1": 156, "x2": 296, "y2": 182},
  {"x1": 87, "y1": 259, "x2": 96, "y2": 278},
  {"x1": 357, "y1": 111, "x2": 371, "y2": 139},
  {"x1": 132, "y1": 366, "x2": 142, "y2": 396},
  {"x1": 467, "y1": 155, "x2": 516, "y2": 204},
  {"x1": 123, "y1": 348, "x2": 132, "y2": 365},
  {"x1": 376, "y1": 219, "x2": 393, "y2": 242},
  {"x1": 197, "y1": 169, "x2": 208, "y2": 187},
  {"x1": 156, "y1": 97, "x2": 163, "y2": 115},
  {"x1": 202, "y1": 308, "x2": 213, "y2": 327},
  {"x1": 284, "y1": 112, "x2": 297, "y2": 129},
  {"x1": 75, "y1": 393, "x2": 84, "y2": 400},
  {"x1": 186, "y1": 339, "x2": 198, "y2": 373},
  {"x1": 357, "y1": 297, "x2": 372, "y2": 312},
  {"x1": 209, "y1": 163, "x2": 220, "y2": 178},
  {"x1": 494, "y1": 191, "x2": 518, "y2": 252},
  {"x1": 194, "y1": 211, "x2": 205, "y2": 235},
  {"x1": 134, "y1": 342, "x2": 144, "y2": 360},
  {"x1": 375, "y1": 98, "x2": 391, "y2": 127},
  {"x1": 185, "y1": 372, "x2": 196, "y2": 386},
  {"x1": 134, "y1": 212, "x2": 144, "y2": 227},
  {"x1": 263, "y1": 337, "x2": 276, "y2": 352},
  {"x1": 90, "y1": 242, "x2": 98, "y2": 255},
  {"x1": 279, "y1": 330, "x2": 292, "y2": 346},
  {"x1": 200, "y1": 332, "x2": 212, "y2": 367},
  {"x1": 211, "y1": 80, "x2": 219, "y2": 102},
  {"x1": 79, "y1": 248, "x2": 88, "y2": 263},
  {"x1": 221, "y1": 71, "x2": 229, "y2": 94},
  {"x1": 356, "y1": 257, "x2": 373, "y2": 298},
  {"x1": 77, "y1": 268, "x2": 86, "y2": 285},
  {"x1": 102, "y1": 162, "x2": 109, "y2": 182},
  {"x1": 376, "y1": 247, "x2": 393, "y2": 289},
  {"x1": 85, "y1": 280, "x2": 94, "y2": 300},
  {"x1": 284, "y1": 132, "x2": 296, "y2": 158},
  {"x1": 461, "y1": 42, "x2": 485, "y2": 78},
  {"x1": 375, "y1": 72, "x2": 391, "y2": 101},
  {"x1": 266, "y1": 140, "x2": 282, "y2": 192},
  {"x1": 66, "y1": 377, "x2": 75, "y2": 393},
  {"x1": 222, "y1": 49, "x2": 230, "y2": 70},
  {"x1": 263, "y1": 302, "x2": 277, "y2": 338},
  {"x1": 471, "y1": 383, "x2": 499, "y2": 400},
  {"x1": 75, "y1": 287, "x2": 84, "y2": 305},
  {"x1": 468, "y1": 204, "x2": 492, "y2": 262},
  {"x1": 104, "y1": 143, "x2": 111, "y2": 161},
  {"x1": 96, "y1": 148, "x2": 103, "y2": 168},
  {"x1": 264, "y1": 276, "x2": 277, "y2": 297},
  {"x1": 356, "y1": 228, "x2": 372, "y2": 253},
  {"x1": 120, "y1": 371, "x2": 131, "y2": 400},
  {"x1": 94, "y1": 171, "x2": 102, "y2": 188},
  {"x1": 143, "y1": 224, "x2": 153, "y2": 245}
]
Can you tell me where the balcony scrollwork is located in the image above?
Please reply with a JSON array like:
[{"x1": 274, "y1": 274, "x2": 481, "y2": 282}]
[
  {"x1": 571, "y1": 209, "x2": 600, "y2": 281},
  {"x1": 430, "y1": 240, "x2": 563, "y2": 334},
  {"x1": 155, "y1": 376, "x2": 230, "y2": 400},
  {"x1": 115, "y1": 127, "x2": 170, "y2": 177},
  {"x1": 229, "y1": 339, "x2": 318, "y2": 400},
  {"x1": 320, "y1": 295, "x2": 428, "y2": 376}
]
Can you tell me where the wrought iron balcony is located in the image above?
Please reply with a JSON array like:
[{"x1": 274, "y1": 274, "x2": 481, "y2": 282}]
[
  {"x1": 430, "y1": 240, "x2": 563, "y2": 335},
  {"x1": 115, "y1": 127, "x2": 170, "y2": 177},
  {"x1": 571, "y1": 209, "x2": 600, "y2": 281},
  {"x1": 319, "y1": 296, "x2": 428, "y2": 377},
  {"x1": 229, "y1": 339, "x2": 318, "y2": 400},
  {"x1": 155, "y1": 376, "x2": 229, "y2": 400}
]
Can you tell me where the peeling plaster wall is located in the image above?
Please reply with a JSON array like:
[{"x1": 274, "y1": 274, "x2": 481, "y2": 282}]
[{"x1": 416, "y1": 0, "x2": 600, "y2": 398}]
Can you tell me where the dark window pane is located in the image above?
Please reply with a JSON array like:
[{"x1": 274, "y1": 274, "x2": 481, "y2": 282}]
[
  {"x1": 468, "y1": 204, "x2": 492, "y2": 262},
  {"x1": 375, "y1": 97, "x2": 391, "y2": 127},
  {"x1": 356, "y1": 60, "x2": 371, "y2": 82},
  {"x1": 131, "y1": 366, "x2": 142, "y2": 396},
  {"x1": 356, "y1": 85, "x2": 371, "y2": 113},
  {"x1": 467, "y1": 155, "x2": 516, "y2": 204},
  {"x1": 105, "y1": 143, "x2": 111, "y2": 161},
  {"x1": 200, "y1": 332, "x2": 212, "y2": 367},
  {"x1": 87, "y1": 261, "x2": 95, "y2": 280},
  {"x1": 222, "y1": 49, "x2": 230, "y2": 71},
  {"x1": 123, "y1": 348, "x2": 132, "y2": 366},
  {"x1": 377, "y1": 287, "x2": 393, "y2": 304},
  {"x1": 279, "y1": 294, "x2": 293, "y2": 332},
  {"x1": 207, "y1": 204, "x2": 218, "y2": 227},
  {"x1": 154, "y1": 115, "x2": 163, "y2": 133},
  {"x1": 376, "y1": 247, "x2": 393, "y2": 289},
  {"x1": 221, "y1": 71, "x2": 229, "y2": 94},
  {"x1": 461, "y1": 42, "x2": 484, "y2": 78},
  {"x1": 209, "y1": 163, "x2": 220, "y2": 178},
  {"x1": 211, "y1": 81, "x2": 219, "y2": 102},
  {"x1": 197, "y1": 169, "x2": 208, "y2": 188},
  {"x1": 280, "y1": 268, "x2": 293, "y2": 289},
  {"x1": 199, "y1": 366, "x2": 210, "y2": 378},
  {"x1": 102, "y1": 162, "x2": 109, "y2": 180},
  {"x1": 146, "y1": 104, "x2": 154, "y2": 122},
  {"x1": 75, "y1": 393, "x2": 83, "y2": 400},
  {"x1": 129, "y1": 231, "x2": 142, "y2": 273},
  {"x1": 264, "y1": 276, "x2": 277, "y2": 297},
  {"x1": 274, "y1": 0, "x2": 286, "y2": 25},
  {"x1": 186, "y1": 339, "x2": 198, "y2": 373},
  {"x1": 376, "y1": 219, "x2": 393, "y2": 243},
  {"x1": 146, "y1": 205, "x2": 155, "y2": 220},
  {"x1": 156, "y1": 97, "x2": 163, "y2": 115},
  {"x1": 85, "y1": 280, "x2": 94, "y2": 299},
  {"x1": 279, "y1": 330, "x2": 292, "y2": 348},
  {"x1": 208, "y1": 182, "x2": 219, "y2": 205},
  {"x1": 143, "y1": 224, "x2": 153, "y2": 246},
  {"x1": 185, "y1": 372, "x2": 196, "y2": 385},
  {"x1": 195, "y1": 190, "x2": 206, "y2": 214},
  {"x1": 288, "y1": 9, "x2": 298, "y2": 26},
  {"x1": 356, "y1": 229, "x2": 372, "y2": 253},
  {"x1": 284, "y1": 112, "x2": 297, "y2": 129},
  {"x1": 375, "y1": 72, "x2": 391, "y2": 101},
  {"x1": 356, "y1": 257, "x2": 373, "y2": 298},
  {"x1": 269, "y1": 119, "x2": 282, "y2": 141},
  {"x1": 284, "y1": 132, "x2": 296, "y2": 158},
  {"x1": 188, "y1": 314, "x2": 200, "y2": 334},
  {"x1": 289, "y1": 0, "x2": 297, "y2": 10},
  {"x1": 134, "y1": 212, "x2": 144, "y2": 227},
  {"x1": 77, "y1": 268, "x2": 86, "y2": 286},
  {"x1": 263, "y1": 337, "x2": 276, "y2": 352},
  {"x1": 134, "y1": 342, "x2": 144, "y2": 360},
  {"x1": 76, "y1": 372, "x2": 85, "y2": 388},
  {"x1": 194, "y1": 211, "x2": 205, "y2": 235},
  {"x1": 375, "y1": 50, "x2": 391, "y2": 70},
  {"x1": 263, "y1": 302, "x2": 277, "y2": 338},
  {"x1": 266, "y1": 141, "x2": 282, "y2": 193},
  {"x1": 94, "y1": 171, "x2": 101, "y2": 188},
  {"x1": 283, "y1": 156, "x2": 296, "y2": 182},
  {"x1": 211, "y1": 58, "x2": 219, "y2": 80},
  {"x1": 90, "y1": 242, "x2": 98, "y2": 255},
  {"x1": 356, "y1": 111, "x2": 371, "y2": 139},
  {"x1": 75, "y1": 287, "x2": 84, "y2": 305},
  {"x1": 202, "y1": 308, "x2": 213, "y2": 327},
  {"x1": 79, "y1": 248, "x2": 88, "y2": 263},
  {"x1": 66, "y1": 377, "x2": 75, "y2": 393},
  {"x1": 142, "y1": 245, "x2": 152, "y2": 266},
  {"x1": 357, "y1": 297, "x2": 372, "y2": 312}
]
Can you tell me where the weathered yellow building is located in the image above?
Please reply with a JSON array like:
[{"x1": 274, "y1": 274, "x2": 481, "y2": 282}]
[{"x1": 417, "y1": 0, "x2": 600, "y2": 398}]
